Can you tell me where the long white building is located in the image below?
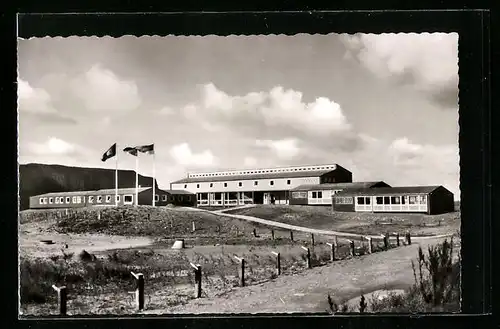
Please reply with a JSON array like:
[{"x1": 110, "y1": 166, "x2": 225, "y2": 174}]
[{"x1": 170, "y1": 163, "x2": 353, "y2": 206}]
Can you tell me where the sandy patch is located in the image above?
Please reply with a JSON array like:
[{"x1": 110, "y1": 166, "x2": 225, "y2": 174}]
[{"x1": 19, "y1": 220, "x2": 153, "y2": 259}]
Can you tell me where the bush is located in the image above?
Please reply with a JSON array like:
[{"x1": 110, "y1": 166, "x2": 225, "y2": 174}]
[
  {"x1": 326, "y1": 238, "x2": 460, "y2": 313},
  {"x1": 411, "y1": 238, "x2": 458, "y2": 306}
]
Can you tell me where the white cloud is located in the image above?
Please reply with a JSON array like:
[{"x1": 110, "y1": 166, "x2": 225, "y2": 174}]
[
  {"x1": 70, "y1": 64, "x2": 142, "y2": 112},
  {"x1": 169, "y1": 143, "x2": 217, "y2": 167},
  {"x1": 341, "y1": 33, "x2": 458, "y2": 108},
  {"x1": 18, "y1": 79, "x2": 56, "y2": 114},
  {"x1": 255, "y1": 138, "x2": 301, "y2": 160},
  {"x1": 183, "y1": 84, "x2": 352, "y2": 139},
  {"x1": 26, "y1": 137, "x2": 78, "y2": 156}
]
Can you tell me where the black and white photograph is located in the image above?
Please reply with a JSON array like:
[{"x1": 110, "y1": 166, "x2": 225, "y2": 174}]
[{"x1": 18, "y1": 32, "x2": 461, "y2": 316}]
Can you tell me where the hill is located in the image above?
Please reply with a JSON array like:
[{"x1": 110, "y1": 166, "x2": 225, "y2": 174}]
[{"x1": 18, "y1": 163, "x2": 158, "y2": 210}]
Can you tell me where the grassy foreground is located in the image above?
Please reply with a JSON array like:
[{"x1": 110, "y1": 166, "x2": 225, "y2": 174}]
[
  {"x1": 327, "y1": 238, "x2": 460, "y2": 313},
  {"x1": 20, "y1": 240, "x2": 367, "y2": 315}
]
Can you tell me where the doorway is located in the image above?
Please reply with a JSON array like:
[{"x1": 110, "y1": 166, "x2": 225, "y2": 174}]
[{"x1": 253, "y1": 192, "x2": 264, "y2": 204}]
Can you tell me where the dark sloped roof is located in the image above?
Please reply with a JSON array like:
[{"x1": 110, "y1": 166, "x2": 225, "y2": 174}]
[
  {"x1": 334, "y1": 185, "x2": 446, "y2": 197},
  {"x1": 291, "y1": 181, "x2": 389, "y2": 191},
  {"x1": 171, "y1": 169, "x2": 337, "y2": 184}
]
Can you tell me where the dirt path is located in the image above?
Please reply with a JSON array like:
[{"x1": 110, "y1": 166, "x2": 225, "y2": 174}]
[
  {"x1": 204, "y1": 207, "x2": 453, "y2": 241},
  {"x1": 19, "y1": 220, "x2": 154, "y2": 259},
  {"x1": 142, "y1": 237, "x2": 448, "y2": 314}
]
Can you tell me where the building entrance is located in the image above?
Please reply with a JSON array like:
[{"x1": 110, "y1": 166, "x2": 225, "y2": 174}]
[{"x1": 253, "y1": 192, "x2": 264, "y2": 204}]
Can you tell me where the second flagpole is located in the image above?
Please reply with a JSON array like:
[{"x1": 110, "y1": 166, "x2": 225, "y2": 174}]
[
  {"x1": 135, "y1": 152, "x2": 139, "y2": 206},
  {"x1": 152, "y1": 151, "x2": 156, "y2": 206},
  {"x1": 115, "y1": 143, "x2": 119, "y2": 207}
]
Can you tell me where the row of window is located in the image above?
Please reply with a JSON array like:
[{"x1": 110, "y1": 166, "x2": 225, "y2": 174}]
[
  {"x1": 189, "y1": 166, "x2": 334, "y2": 178},
  {"x1": 336, "y1": 197, "x2": 354, "y2": 204},
  {"x1": 39, "y1": 194, "x2": 192, "y2": 205},
  {"x1": 355, "y1": 195, "x2": 428, "y2": 205},
  {"x1": 186, "y1": 179, "x2": 292, "y2": 189}
]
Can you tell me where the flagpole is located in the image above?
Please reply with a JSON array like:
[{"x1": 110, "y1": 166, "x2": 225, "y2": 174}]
[
  {"x1": 135, "y1": 152, "x2": 139, "y2": 207},
  {"x1": 152, "y1": 150, "x2": 156, "y2": 206},
  {"x1": 115, "y1": 143, "x2": 118, "y2": 207}
]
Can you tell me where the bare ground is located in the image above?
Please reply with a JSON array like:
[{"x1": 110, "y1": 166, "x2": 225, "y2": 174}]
[
  {"x1": 141, "y1": 237, "x2": 457, "y2": 314},
  {"x1": 19, "y1": 219, "x2": 154, "y2": 259}
]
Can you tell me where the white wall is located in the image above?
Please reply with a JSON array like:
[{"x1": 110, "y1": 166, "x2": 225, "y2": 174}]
[{"x1": 171, "y1": 176, "x2": 321, "y2": 193}]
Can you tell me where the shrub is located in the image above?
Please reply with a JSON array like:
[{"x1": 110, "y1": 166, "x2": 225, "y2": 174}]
[{"x1": 411, "y1": 238, "x2": 457, "y2": 306}]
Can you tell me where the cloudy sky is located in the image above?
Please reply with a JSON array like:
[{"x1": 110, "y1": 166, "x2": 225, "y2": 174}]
[{"x1": 17, "y1": 33, "x2": 460, "y2": 199}]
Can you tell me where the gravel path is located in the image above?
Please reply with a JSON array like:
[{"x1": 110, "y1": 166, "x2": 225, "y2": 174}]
[{"x1": 142, "y1": 237, "x2": 448, "y2": 314}]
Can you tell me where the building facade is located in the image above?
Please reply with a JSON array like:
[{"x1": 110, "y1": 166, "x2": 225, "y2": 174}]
[
  {"x1": 170, "y1": 164, "x2": 353, "y2": 207},
  {"x1": 29, "y1": 187, "x2": 196, "y2": 210},
  {"x1": 289, "y1": 181, "x2": 391, "y2": 206},
  {"x1": 332, "y1": 185, "x2": 455, "y2": 215}
]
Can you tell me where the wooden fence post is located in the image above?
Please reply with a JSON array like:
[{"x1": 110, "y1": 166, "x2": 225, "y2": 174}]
[
  {"x1": 51, "y1": 285, "x2": 67, "y2": 315},
  {"x1": 271, "y1": 251, "x2": 281, "y2": 276},
  {"x1": 190, "y1": 263, "x2": 202, "y2": 298},
  {"x1": 366, "y1": 237, "x2": 373, "y2": 254},
  {"x1": 131, "y1": 272, "x2": 145, "y2": 310},
  {"x1": 405, "y1": 231, "x2": 412, "y2": 245},
  {"x1": 383, "y1": 235, "x2": 389, "y2": 250},
  {"x1": 234, "y1": 256, "x2": 245, "y2": 287},
  {"x1": 192, "y1": 221, "x2": 196, "y2": 233},
  {"x1": 290, "y1": 231, "x2": 294, "y2": 241},
  {"x1": 311, "y1": 233, "x2": 315, "y2": 246},
  {"x1": 301, "y1": 246, "x2": 312, "y2": 269},
  {"x1": 253, "y1": 228, "x2": 257, "y2": 237},
  {"x1": 326, "y1": 242, "x2": 336, "y2": 262},
  {"x1": 394, "y1": 232, "x2": 400, "y2": 246},
  {"x1": 271, "y1": 229, "x2": 275, "y2": 240},
  {"x1": 97, "y1": 211, "x2": 101, "y2": 220},
  {"x1": 348, "y1": 240, "x2": 355, "y2": 257}
]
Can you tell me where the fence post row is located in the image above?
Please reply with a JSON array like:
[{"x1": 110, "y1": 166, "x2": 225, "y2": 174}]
[
  {"x1": 290, "y1": 230, "x2": 294, "y2": 241},
  {"x1": 348, "y1": 240, "x2": 355, "y2": 257},
  {"x1": 383, "y1": 235, "x2": 389, "y2": 250},
  {"x1": 131, "y1": 271, "x2": 145, "y2": 311},
  {"x1": 301, "y1": 246, "x2": 312, "y2": 269},
  {"x1": 271, "y1": 251, "x2": 281, "y2": 276},
  {"x1": 365, "y1": 237, "x2": 373, "y2": 254},
  {"x1": 326, "y1": 242, "x2": 336, "y2": 262},
  {"x1": 405, "y1": 231, "x2": 412, "y2": 245},
  {"x1": 234, "y1": 256, "x2": 245, "y2": 287},
  {"x1": 52, "y1": 285, "x2": 67, "y2": 316},
  {"x1": 190, "y1": 262, "x2": 202, "y2": 298},
  {"x1": 394, "y1": 232, "x2": 400, "y2": 246}
]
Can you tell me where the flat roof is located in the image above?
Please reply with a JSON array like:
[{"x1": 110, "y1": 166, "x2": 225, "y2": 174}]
[
  {"x1": 291, "y1": 181, "x2": 388, "y2": 191},
  {"x1": 171, "y1": 168, "x2": 338, "y2": 184},
  {"x1": 33, "y1": 187, "x2": 195, "y2": 198},
  {"x1": 33, "y1": 187, "x2": 152, "y2": 198},
  {"x1": 334, "y1": 185, "x2": 446, "y2": 197}
]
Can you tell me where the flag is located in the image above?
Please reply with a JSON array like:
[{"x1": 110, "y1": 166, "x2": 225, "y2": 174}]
[
  {"x1": 123, "y1": 146, "x2": 138, "y2": 156},
  {"x1": 136, "y1": 144, "x2": 154, "y2": 155},
  {"x1": 101, "y1": 143, "x2": 117, "y2": 162}
]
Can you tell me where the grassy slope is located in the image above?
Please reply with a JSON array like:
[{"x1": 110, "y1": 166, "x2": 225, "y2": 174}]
[{"x1": 226, "y1": 205, "x2": 461, "y2": 236}]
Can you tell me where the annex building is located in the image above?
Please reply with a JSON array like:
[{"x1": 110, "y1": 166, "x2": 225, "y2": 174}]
[
  {"x1": 170, "y1": 164, "x2": 353, "y2": 207},
  {"x1": 29, "y1": 187, "x2": 196, "y2": 210}
]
